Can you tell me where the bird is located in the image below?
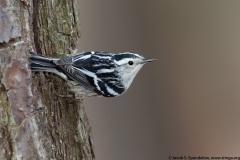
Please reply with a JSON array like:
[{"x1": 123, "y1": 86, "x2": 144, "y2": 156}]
[{"x1": 29, "y1": 51, "x2": 157, "y2": 97}]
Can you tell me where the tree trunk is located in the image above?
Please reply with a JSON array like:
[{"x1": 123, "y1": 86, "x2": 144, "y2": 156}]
[{"x1": 0, "y1": 0, "x2": 94, "y2": 159}]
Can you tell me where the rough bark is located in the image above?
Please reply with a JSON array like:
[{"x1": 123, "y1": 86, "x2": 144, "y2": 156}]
[{"x1": 0, "y1": 0, "x2": 94, "y2": 159}]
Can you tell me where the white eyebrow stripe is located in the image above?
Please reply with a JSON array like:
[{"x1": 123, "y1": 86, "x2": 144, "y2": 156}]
[{"x1": 114, "y1": 58, "x2": 130, "y2": 65}]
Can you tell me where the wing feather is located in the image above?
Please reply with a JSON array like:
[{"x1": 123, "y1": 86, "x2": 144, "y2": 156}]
[{"x1": 53, "y1": 52, "x2": 97, "y2": 91}]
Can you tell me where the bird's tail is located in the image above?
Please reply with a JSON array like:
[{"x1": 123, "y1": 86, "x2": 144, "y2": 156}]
[{"x1": 29, "y1": 52, "x2": 58, "y2": 72}]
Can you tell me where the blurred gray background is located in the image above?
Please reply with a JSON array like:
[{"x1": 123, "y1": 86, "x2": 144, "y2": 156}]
[{"x1": 78, "y1": 1, "x2": 240, "y2": 160}]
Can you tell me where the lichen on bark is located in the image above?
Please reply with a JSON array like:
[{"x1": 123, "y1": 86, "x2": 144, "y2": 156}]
[{"x1": 0, "y1": 0, "x2": 94, "y2": 159}]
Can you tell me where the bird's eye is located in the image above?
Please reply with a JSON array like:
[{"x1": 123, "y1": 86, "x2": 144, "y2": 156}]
[{"x1": 128, "y1": 61, "x2": 134, "y2": 65}]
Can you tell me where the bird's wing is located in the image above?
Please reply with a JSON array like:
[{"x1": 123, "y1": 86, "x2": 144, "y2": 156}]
[{"x1": 53, "y1": 52, "x2": 97, "y2": 91}]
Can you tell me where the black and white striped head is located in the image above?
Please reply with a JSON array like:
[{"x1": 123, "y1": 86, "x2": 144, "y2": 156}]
[{"x1": 113, "y1": 52, "x2": 157, "y2": 91}]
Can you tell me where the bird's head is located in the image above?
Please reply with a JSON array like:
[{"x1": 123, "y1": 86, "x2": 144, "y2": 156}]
[{"x1": 113, "y1": 52, "x2": 157, "y2": 90}]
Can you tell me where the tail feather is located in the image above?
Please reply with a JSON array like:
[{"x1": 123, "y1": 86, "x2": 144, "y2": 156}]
[
  {"x1": 29, "y1": 52, "x2": 68, "y2": 80},
  {"x1": 29, "y1": 52, "x2": 57, "y2": 72}
]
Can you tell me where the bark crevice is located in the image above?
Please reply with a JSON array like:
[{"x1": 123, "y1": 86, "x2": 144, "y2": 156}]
[{"x1": 0, "y1": 0, "x2": 94, "y2": 159}]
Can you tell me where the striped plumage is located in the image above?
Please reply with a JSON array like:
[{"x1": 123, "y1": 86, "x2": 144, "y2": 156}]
[{"x1": 29, "y1": 51, "x2": 157, "y2": 97}]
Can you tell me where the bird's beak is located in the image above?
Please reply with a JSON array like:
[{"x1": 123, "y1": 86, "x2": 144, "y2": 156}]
[{"x1": 141, "y1": 58, "x2": 158, "y2": 64}]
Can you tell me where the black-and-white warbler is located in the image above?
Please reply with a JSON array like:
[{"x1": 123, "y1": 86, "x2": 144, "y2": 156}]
[{"x1": 29, "y1": 51, "x2": 157, "y2": 97}]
